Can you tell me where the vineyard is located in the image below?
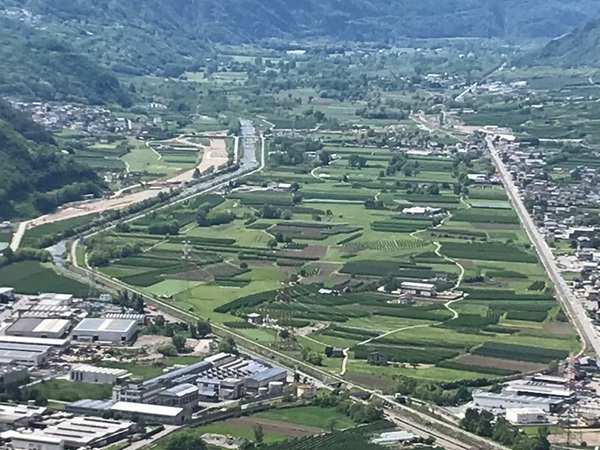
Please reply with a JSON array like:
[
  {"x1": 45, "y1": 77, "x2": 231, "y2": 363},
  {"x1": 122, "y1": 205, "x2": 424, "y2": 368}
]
[
  {"x1": 259, "y1": 421, "x2": 393, "y2": 450},
  {"x1": 472, "y1": 342, "x2": 569, "y2": 363}
]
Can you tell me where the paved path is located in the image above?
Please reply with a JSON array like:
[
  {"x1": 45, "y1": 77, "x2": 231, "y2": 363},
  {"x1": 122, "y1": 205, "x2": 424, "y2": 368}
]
[{"x1": 487, "y1": 136, "x2": 595, "y2": 356}]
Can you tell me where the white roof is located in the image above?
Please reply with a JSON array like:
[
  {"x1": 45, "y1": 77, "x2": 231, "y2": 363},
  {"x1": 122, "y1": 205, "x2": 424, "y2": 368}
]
[
  {"x1": 32, "y1": 319, "x2": 70, "y2": 334},
  {"x1": 71, "y1": 365, "x2": 130, "y2": 376},
  {"x1": 401, "y1": 282, "x2": 435, "y2": 290},
  {"x1": 506, "y1": 407, "x2": 546, "y2": 414},
  {"x1": 111, "y1": 401, "x2": 183, "y2": 417},
  {"x1": 0, "y1": 335, "x2": 68, "y2": 347},
  {"x1": 73, "y1": 318, "x2": 136, "y2": 333}
]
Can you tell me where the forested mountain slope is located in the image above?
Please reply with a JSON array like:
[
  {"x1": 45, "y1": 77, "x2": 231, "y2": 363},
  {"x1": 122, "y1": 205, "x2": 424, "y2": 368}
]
[
  {"x1": 0, "y1": 18, "x2": 131, "y2": 105},
  {"x1": 4, "y1": 0, "x2": 600, "y2": 49},
  {"x1": 0, "y1": 100, "x2": 105, "y2": 220},
  {"x1": 521, "y1": 17, "x2": 600, "y2": 67}
]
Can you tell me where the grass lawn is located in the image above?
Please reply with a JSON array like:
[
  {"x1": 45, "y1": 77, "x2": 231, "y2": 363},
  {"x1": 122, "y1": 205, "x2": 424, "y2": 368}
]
[
  {"x1": 0, "y1": 261, "x2": 89, "y2": 296},
  {"x1": 25, "y1": 379, "x2": 112, "y2": 402},
  {"x1": 255, "y1": 406, "x2": 354, "y2": 430}
]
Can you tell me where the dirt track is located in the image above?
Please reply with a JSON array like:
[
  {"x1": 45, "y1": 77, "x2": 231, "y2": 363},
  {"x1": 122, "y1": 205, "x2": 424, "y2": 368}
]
[{"x1": 11, "y1": 135, "x2": 229, "y2": 250}]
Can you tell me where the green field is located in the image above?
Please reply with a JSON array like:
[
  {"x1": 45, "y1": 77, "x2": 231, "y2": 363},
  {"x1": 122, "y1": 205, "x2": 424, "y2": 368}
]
[
  {"x1": 0, "y1": 262, "x2": 89, "y2": 296},
  {"x1": 255, "y1": 406, "x2": 355, "y2": 430},
  {"x1": 24, "y1": 379, "x2": 112, "y2": 402}
]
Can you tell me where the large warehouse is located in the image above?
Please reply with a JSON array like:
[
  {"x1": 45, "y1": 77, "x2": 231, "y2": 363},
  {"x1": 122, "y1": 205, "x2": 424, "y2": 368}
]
[
  {"x1": 70, "y1": 365, "x2": 130, "y2": 384},
  {"x1": 72, "y1": 318, "x2": 137, "y2": 344},
  {"x1": 6, "y1": 318, "x2": 70, "y2": 339},
  {"x1": 0, "y1": 343, "x2": 51, "y2": 367}
]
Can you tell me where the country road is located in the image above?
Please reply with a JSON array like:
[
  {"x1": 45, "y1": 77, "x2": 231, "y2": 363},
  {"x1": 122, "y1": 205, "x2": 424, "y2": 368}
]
[{"x1": 487, "y1": 136, "x2": 598, "y2": 356}]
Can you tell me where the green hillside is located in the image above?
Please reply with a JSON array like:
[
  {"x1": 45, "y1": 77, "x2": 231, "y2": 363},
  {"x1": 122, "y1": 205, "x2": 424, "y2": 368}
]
[
  {"x1": 521, "y1": 17, "x2": 600, "y2": 67},
  {"x1": 0, "y1": 18, "x2": 131, "y2": 105},
  {"x1": 0, "y1": 100, "x2": 105, "y2": 220}
]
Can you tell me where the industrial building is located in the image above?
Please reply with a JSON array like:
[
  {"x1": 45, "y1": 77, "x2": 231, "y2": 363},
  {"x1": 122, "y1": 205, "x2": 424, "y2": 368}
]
[
  {"x1": 0, "y1": 366, "x2": 29, "y2": 386},
  {"x1": 504, "y1": 380, "x2": 575, "y2": 400},
  {"x1": 2, "y1": 416, "x2": 134, "y2": 450},
  {"x1": 72, "y1": 318, "x2": 137, "y2": 343},
  {"x1": 103, "y1": 313, "x2": 146, "y2": 325},
  {"x1": 21, "y1": 305, "x2": 73, "y2": 320},
  {"x1": 0, "y1": 404, "x2": 46, "y2": 431},
  {"x1": 0, "y1": 342, "x2": 51, "y2": 367},
  {"x1": 69, "y1": 365, "x2": 130, "y2": 384},
  {"x1": 400, "y1": 282, "x2": 437, "y2": 297},
  {"x1": 0, "y1": 288, "x2": 15, "y2": 301},
  {"x1": 156, "y1": 383, "x2": 200, "y2": 409},
  {"x1": 37, "y1": 294, "x2": 73, "y2": 307},
  {"x1": 472, "y1": 390, "x2": 565, "y2": 413},
  {"x1": 6, "y1": 318, "x2": 70, "y2": 339},
  {"x1": 505, "y1": 407, "x2": 548, "y2": 425},
  {"x1": 110, "y1": 402, "x2": 189, "y2": 424},
  {"x1": 0, "y1": 335, "x2": 68, "y2": 349}
]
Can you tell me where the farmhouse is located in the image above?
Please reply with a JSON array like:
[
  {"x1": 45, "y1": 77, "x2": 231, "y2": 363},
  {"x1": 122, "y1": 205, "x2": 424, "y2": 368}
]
[
  {"x1": 400, "y1": 282, "x2": 437, "y2": 298},
  {"x1": 401, "y1": 206, "x2": 443, "y2": 218},
  {"x1": 367, "y1": 351, "x2": 388, "y2": 366},
  {"x1": 72, "y1": 318, "x2": 138, "y2": 344}
]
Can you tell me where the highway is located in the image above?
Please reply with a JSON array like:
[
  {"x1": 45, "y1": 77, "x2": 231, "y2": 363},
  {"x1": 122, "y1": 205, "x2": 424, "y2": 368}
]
[{"x1": 486, "y1": 136, "x2": 599, "y2": 356}]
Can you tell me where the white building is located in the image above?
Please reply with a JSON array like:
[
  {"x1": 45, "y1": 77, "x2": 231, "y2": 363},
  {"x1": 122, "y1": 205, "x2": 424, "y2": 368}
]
[
  {"x1": 400, "y1": 282, "x2": 437, "y2": 297},
  {"x1": 110, "y1": 402, "x2": 189, "y2": 424},
  {"x1": 37, "y1": 294, "x2": 73, "y2": 307},
  {"x1": 401, "y1": 206, "x2": 442, "y2": 217},
  {"x1": 72, "y1": 318, "x2": 137, "y2": 343},
  {"x1": 0, "y1": 342, "x2": 51, "y2": 367},
  {"x1": 506, "y1": 407, "x2": 548, "y2": 425},
  {"x1": 472, "y1": 390, "x2": 564, "y2": 413},
  {"x1": 70, "y1": 365, "x2": 130, "y2": 384},
  {"x1": 0, "y1": 288, "x2": 15, "y2": 300}
]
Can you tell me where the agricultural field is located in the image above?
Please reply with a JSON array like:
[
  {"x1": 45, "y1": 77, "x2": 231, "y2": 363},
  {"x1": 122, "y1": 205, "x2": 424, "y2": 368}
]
[
  {"x1": 0, "y1": 261, "x2": 89, "y2": 296},
  {"x1": 23, "y1": 379, "x2": 112, "y2": 402},
  {"x1": 71, "y1": 46, "x2": 578, "y2": 395}
]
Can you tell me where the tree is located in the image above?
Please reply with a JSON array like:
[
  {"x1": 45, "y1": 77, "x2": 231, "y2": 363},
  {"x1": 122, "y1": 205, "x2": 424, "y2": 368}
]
[
  {"x1": 279, "y1": 329, "x2": 291, "y2": 340},
  {"x1": 348, "y1": 154, "x2": 367, "y2": 168},
  {"x1": 197, "y1": 320, "x2": 212, "y2": 338},
  {"x1": 253, "y1": 424, "x2": 264, "y2": 444},
  {"x1": 326, "y1": 417, "x2": 338, "y2": 432},
  {"x1": 167, "y1": 435, "x2": 207, "y2": 450},
  {"x1": 192, "y1": 168, "x2": 201, "y2": 179},
  {"x1": 280, "y1": 209, "x2": 293, "y2": 220},
  {"x1": 218, "y1": 336, "x2": 238, "y2": 354},
  {"x1": 172, "y1": 334, "x2": 187, "y2": 352}
]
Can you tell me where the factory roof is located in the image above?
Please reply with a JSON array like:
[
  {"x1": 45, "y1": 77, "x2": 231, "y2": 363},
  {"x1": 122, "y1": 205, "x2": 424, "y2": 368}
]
[
  {"x1": 161, "y1": 383, "x2": 198, "y2": 397},
  {"x1": 103, "y1": 313, "x2": 145, "y2": 320},
  {"x1": 400, "y1": 281, "x2": 436, "y2": 290},
  {"x1": 143, "y1": 360, "x2": 211, "y2": 386},
  {"x1": 73, "y1": 318, "x2": 136, "y2": 333},
  {"x1": 372, "y1": 430, "x2": 416, "y2": 444},
  {"x1": 68, "y1": 399, "x2": 115, "y2": 410},
  {"x1": 6, "y1": 318, "x2": 70, "y2": 336},
  {"x1": 0, "y1": 342, "x2": 50, "y2": 353},
  {"x1": 0, "y1": 288, "x2": 14, "y2": 295},
  {"x1": 2, "y1": 416, "x2": 132, "y2": 446},
  {"x1": 506, "y1": 407, "x2": 547, "y2": 414},
  {"x1": 472, "y1": 390, "x2": 563, "y2": 404},
  {"x1": 111, "y1": 402, "x2": 183, "y2": 417},
  {"x1": 248, "y1": 367, "x2": 287, "y2": 382},
  {"x1": 38, "y1": 293, "x2": 73, "y2": 302},
  {"x1": 71, "y1": 365, "x2": 130, "y2": 376},
  {"x1": 2, "y1": 431, "x2": 63, "y2": 445},
  {"x1": 0, "y1": 335, "x2": 68, "y2": 347},
  {"x1": 505, "y1": 381, "x2": 574, "y2": 398},
  {"x1": 0, "y1": 403, "x2": 47, "y2": 423}
]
